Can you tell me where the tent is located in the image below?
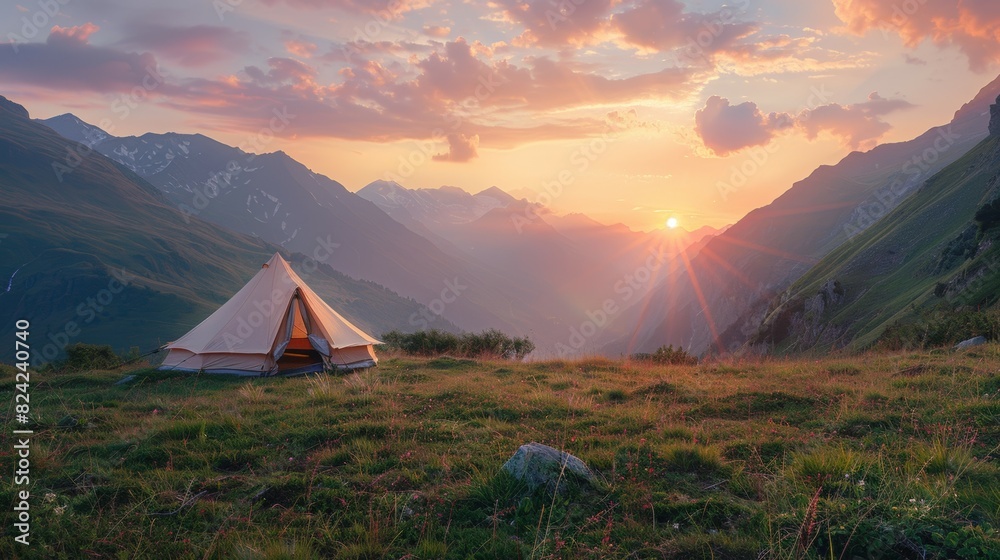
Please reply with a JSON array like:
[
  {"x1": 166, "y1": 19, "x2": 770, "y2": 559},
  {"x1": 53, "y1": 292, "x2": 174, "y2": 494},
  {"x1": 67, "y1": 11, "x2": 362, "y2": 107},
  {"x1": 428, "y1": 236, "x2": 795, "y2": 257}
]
[{"x1": 159, "y1": 253, "x2": 380, "y2": 375}]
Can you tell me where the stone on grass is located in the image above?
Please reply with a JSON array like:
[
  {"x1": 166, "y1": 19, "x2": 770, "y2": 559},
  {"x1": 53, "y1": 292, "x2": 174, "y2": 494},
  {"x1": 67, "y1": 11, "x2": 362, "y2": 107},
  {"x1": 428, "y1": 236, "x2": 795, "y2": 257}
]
[
  {"x1": 501, "y1": 442, "x2": 595, "y2": 494},
  {"x1": 954, "y1": 336, "x2": 987, "y2": 350}
]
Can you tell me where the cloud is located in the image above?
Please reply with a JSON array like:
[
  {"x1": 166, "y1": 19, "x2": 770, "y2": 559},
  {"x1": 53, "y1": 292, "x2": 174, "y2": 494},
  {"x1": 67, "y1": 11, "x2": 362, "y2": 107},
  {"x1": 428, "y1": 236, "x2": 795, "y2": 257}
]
[
  {"x1": 285, "y1": 38, "x2": 318, "y2": 58},
  {"x1": 612, "y1": 0, "x2": 757, "y2": 55},
  {"x1": 118, "y1": 24, "x2": 251, "y2": 67},
  {"x1": 695, "y1": 96, "x2": 791, "y2": 155},
  {"x1": 257, "y1": 0, "x2": 432, "y2": 18},
  {"x1": 244, "y1": 57, "x2": 319, "y2": 88},
  {"x1": 712, "y1": 34, "x2": 875, "y2": 75},
  {"x1": 493, "y1": 0, "x2": 616, "y2": 47},
  {"x1": 412, "y1": 39, "x2": 696, "y2": 112},
  {"x1": 50, "y1": 23, "x2": 100, "y2": 42},
  {"x1": 422, "y1": 25, "x2": 450, "y2": 38},
  {"x1": 694, "y1": 92, "x2": 913, "y2": 155},
  {"x1": 832, "y1": 0, "x2": 1000, "y2": 71},
  {"x1": 0, "y1": 25, "x2": 161, "y2": 93},
  {"x1": 323, "y1": 39, "x2": 432, "y2": 63},
  {"x1": 433, "y1": 132, "x2": 479, "y2": 161},
  {"x1": 797, "y1": 92, "x2": 914, "y2": 149}
]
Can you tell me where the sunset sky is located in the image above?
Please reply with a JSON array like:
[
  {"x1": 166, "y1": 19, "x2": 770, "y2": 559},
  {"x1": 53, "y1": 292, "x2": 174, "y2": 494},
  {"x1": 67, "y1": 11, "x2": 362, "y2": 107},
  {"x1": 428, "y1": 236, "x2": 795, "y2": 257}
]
[{"x1": 3, "y1": 0, "x2": 999, "y2": 231}]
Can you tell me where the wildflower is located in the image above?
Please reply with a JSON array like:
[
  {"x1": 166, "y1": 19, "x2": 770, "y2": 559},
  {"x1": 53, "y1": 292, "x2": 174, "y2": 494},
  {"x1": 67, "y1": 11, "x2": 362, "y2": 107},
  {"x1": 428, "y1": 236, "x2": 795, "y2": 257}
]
[
  {"x1": 909, "y1": 498, "x2": 916, "y2": 503},
  {"x1": 54, "y1": 506, "x2": 66, "y2": 515},
  {"x1": 44, "y1": 493, "x2": 56, "y2": 503},
  {"x1": 857, "y1": 480, "x2": 865, "y2": 487},
  {"x1": 673, "y1": 523, "x2": 680, "y2": 529}
]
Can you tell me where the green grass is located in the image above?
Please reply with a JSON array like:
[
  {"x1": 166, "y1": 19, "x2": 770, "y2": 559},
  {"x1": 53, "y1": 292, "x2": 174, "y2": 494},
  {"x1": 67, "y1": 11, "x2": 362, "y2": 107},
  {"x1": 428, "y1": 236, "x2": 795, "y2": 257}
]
[{"x1": 2, "y1": 348, "x2": 999, "y2": 559}]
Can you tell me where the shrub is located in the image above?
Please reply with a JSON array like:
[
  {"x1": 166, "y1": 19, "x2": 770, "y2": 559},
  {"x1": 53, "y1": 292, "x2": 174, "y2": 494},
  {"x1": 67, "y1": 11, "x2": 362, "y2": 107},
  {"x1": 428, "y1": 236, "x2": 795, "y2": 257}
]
[
  {"x1": 632, "y1": 344, "x2": 698, "y2": 365},
  {"x1": 877, "y1": 309, "x2": 1000, "y2": 350},
  {"x1": 380, "y1": 329, "x2": 534, "y2": 360},
  {"x1": 62, "y1": 343, "x2": 122, "y2": 371}
]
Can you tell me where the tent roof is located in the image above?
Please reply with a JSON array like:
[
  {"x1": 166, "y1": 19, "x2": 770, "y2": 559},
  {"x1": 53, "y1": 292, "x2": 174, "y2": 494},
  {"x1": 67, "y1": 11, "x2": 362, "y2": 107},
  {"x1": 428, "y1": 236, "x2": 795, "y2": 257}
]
[{"x1": 167, "y1": 253, "x2": 380, "y2": 355}]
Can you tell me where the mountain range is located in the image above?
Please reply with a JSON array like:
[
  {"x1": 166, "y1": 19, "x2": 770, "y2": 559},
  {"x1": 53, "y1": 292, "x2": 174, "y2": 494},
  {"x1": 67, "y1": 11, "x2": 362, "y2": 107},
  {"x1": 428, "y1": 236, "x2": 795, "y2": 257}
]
[
  {"x1": 0, "y1": 96, "x2": 451, "y2": 361},
  {"x1": 33, "y1": 114, "x2": 717, "y2": 354},
  {"x1": 8, "y1": 73, "x2": 1000, "y2": 361}
]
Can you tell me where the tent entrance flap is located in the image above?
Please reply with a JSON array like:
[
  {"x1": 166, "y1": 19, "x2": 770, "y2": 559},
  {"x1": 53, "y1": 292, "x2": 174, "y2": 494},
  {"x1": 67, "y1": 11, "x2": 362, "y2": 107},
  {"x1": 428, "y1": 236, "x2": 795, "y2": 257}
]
[{"x1": 272, "y1": 292, "x2": 331, "y2": 375}]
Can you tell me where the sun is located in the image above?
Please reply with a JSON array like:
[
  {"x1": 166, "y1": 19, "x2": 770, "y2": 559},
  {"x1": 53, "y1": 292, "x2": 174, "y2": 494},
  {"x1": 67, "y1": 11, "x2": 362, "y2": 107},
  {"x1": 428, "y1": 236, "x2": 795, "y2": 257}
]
[{"x1": 666, "y1": 217, "x2": 679, "y2": 229}]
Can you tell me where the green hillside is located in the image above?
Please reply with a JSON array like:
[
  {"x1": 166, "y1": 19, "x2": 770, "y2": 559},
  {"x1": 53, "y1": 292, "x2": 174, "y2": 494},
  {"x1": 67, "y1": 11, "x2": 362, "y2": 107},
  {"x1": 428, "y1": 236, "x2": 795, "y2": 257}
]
[
  {"x1": 1, "y1": 351, "x2": 997, "y2": 558},
  {"x1": 753, "y1": 129, "x2": 1000, "y2": 352},
  {"x1": 0, "y1": 96, "x2": 451, "y2": 362}
]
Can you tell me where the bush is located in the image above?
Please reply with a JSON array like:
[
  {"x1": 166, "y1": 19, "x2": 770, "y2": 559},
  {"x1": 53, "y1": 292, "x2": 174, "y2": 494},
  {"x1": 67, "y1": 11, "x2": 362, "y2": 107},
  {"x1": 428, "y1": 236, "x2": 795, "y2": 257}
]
[
  {"x1": 62, "y1": 343, "x2": 122, "y2": 371},
  {"x1": 380, "y1": 329, "x2": 534, "y2": 360},
  {"x1": 632, "y1": 344, "x2": 698, "y2": 365},
  {"x1": 877, "y1": 309, "x2": 1000, "y2": 350}
]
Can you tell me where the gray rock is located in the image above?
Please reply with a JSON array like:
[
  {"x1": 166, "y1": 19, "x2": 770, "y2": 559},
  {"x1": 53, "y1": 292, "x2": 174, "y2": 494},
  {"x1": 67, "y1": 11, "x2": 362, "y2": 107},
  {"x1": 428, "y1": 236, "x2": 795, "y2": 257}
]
[
  {"x1": 954, "y1": 336, "x2": 987, "y2": 350},
  {"x1": 501, "y1": 442, "x2": 595, "y2": 493}
]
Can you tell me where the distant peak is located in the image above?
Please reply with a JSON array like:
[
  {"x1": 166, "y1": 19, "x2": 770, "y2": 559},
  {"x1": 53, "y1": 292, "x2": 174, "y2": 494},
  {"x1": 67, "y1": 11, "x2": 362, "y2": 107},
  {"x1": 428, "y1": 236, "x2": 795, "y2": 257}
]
[
  {"x1": 0, "y1": 96, "x2": 29, "y2": 119},
  {"x1": 42, "y1": 113, "x2": 112, "y2": 144},
  {"x1": 475, "y1": 185, "x2": 516, "y2": 203},
  {"x1": 360, "y1": 179, "x2": 407, "y2": 192}
]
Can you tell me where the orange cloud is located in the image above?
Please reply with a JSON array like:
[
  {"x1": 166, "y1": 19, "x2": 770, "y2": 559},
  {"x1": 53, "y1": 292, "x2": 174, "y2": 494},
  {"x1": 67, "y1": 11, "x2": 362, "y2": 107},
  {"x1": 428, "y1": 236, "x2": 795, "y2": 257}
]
[
  {"x1": 433, "y1": 132, "x2": 479, "y2": 161},
  {"x1": 833, "y1": 0, "x2": 1000, "y2": 71},
  {"x1": 422, "y1": 25, "x2": 451, "y2": 38},
  {"x1": 285, "y1": 39, "x2": 318, "y2": 58}
]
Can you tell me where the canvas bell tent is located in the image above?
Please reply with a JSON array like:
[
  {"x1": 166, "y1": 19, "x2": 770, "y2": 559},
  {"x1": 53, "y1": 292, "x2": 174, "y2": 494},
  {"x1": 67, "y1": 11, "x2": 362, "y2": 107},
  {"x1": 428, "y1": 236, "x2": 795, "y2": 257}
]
[{"x1": 159, "y1": 253, "x2": 380, "y2": 375}]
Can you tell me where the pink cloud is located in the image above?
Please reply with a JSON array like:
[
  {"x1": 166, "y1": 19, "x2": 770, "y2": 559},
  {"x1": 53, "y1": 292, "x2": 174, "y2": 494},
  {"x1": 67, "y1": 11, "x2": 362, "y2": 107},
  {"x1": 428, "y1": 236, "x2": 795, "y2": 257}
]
[
  {"x1": 695, "y1": 92, "x2": 913, "y2": 155},
  {"x1": 50, "y1": 23, "x2": 100, "y2": 42},
  {"x1": 695, "y1": 96, "x2": 791, "y2": 156},
  {"x1": 118, "y1": 24, "x2": 251, "y2": 67},
  {"x1": 797, "y1": 92, "x2": 914, "y2": 149},
  {"x1": 833, "y1": 0, "x2": 1000, "y2": 71},
  {"x1": 493, "y1": 0, "x2": 616, "y2": 47},
  {"x1": 612, "y1": 0, "x2": 757, "y2": 55},
  {"x1": 257, "y1": 0, "x2": 432, "y2": 18}
]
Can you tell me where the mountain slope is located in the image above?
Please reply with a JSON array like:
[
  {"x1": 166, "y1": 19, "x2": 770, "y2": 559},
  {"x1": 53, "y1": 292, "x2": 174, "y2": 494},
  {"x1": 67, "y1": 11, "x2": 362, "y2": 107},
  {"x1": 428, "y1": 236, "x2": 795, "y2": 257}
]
[
  {"x1": 38, "y1": 119, "x2": 537, "y2": 340},
  {"x1": 0, "y1": 96, "x2": 450, "y2": 360},
  {"x1": 751, "y1": 100, "x2": 1000, "y2": 352},
  {"x1": 608, "y1": 73, "x2": 1000, "y2": 356}
]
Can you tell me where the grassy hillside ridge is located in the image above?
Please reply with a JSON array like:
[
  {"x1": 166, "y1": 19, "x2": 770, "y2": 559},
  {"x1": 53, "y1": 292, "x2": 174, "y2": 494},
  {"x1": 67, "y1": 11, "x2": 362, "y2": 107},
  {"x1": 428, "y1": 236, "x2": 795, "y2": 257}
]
[
  {"x1": 1, "y1": 350, "x2": 997, "y2": 558},
  {"x1": 752, "y1": 135, "x2": 1000, "y2": 352},
  {"x1": 0, "y1": 96, "x2": 452, "y2": 360}
]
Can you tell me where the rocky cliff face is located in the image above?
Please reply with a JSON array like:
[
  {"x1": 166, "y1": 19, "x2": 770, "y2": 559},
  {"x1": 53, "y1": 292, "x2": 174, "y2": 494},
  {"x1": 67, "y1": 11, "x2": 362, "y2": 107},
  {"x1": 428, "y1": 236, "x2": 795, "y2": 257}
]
[{"x1": 990, "y1": 95, "x2": 1000, "y2": 136}]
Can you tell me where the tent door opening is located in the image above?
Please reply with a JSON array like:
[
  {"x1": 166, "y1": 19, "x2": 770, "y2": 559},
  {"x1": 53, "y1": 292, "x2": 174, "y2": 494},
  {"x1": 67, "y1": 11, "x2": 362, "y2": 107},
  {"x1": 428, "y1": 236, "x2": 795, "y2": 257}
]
[{"x1": 274, "y1": 293, "x2": 326, "y2": 375}]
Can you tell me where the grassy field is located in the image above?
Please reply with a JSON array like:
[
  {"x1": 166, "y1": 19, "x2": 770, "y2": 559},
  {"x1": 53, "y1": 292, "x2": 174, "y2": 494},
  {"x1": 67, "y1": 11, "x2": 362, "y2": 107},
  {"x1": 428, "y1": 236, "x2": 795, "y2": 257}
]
[{"x1": 2, "y1": 349, "x2": 999, "y2": 559}]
